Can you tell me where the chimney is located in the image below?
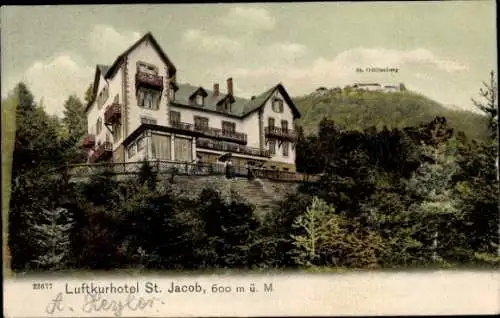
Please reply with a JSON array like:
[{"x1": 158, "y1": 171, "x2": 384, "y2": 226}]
[
  {"x1": 213, "y1": 83, "x2": 219, "y2": 97},
  {"x1": 226, "y1": 77, "x2": 233, "y2": 96},
  {"x1": 251, "y1": 96, "x2": 256, "y2": 100}
]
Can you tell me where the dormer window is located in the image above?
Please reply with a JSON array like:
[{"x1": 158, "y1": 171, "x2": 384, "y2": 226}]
[
  {"x1": 196, "y1": 94, "x2": 204, "y2": 106},
  {"x1": 225, "y1": 99, "x2": 231, "y2": 112},
  {"x1": 272, "y1": 98, "x2": 284, "y2": 113},
  {"x1": 168, "y1": 87, "x2": 176, "y2": 101}
]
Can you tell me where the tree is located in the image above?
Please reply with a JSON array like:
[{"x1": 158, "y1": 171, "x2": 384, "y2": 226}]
[
  {"x1": 405, "y1": 141, "x2": 461, "y2": 263},
  {"x1": 196, "y1": 188, "x2": 260, "y2": 268},
  {"x1": 84, "y1": 84, "x2": 94, "y2": 106},
  {"x1": 290, "y1": 197, "x2": 338, "y2": 267},
  {"x1": 62, "y1": 94, "x2": 87, "y2": 140},
  {"x1": 471, "y1": 71, "x2": 498, "y2": 139},
  {"x1": 453, "y1": 138, "x2": 498, "y2": 258},
  {"x1": 29, "y1": 207, "x2": 74, "y2": 270}
]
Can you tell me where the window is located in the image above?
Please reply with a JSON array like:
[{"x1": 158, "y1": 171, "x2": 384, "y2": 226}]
[
  {"x1": 97, "y1": 86, "x2": 110, "y2": 109},
  {"x1": 137, "y1": 136, "x2": 145, "y2": 152},
  {"x1": 170, "y1": 111, "x2": 181, "y2": 123},
  {"x1": 113, "y1": 124, "x2": 121, "y2": 141},
  {"x1": 128, "y1": 143, "x2": 136, "y2": 159},
  {"x1": 224, "y1": 99, "x2": 231, "y2": 112},
  {"x1": 106, "y1": 133, "x2": 111, "y2": 143},
  {"x1": 168, "y1": 87, "x2": 175, "y2": 100},
  {"x1": 281, "y1": 120, "x2": 288, "y2": 131},
  {"x1": 194, "y1": 116, "x2": 209, "y2": 130},
  {"x1": 272, "y1": 98, "x2": 284, "y2": 113},
  {"x1": 138, "y1": 89, "x2": 159, "y2": 109},
  {"x1": 96, "y1": 118, "x2": 102, "y2": 134},
  {"x1": 113, "y1": 94, "x2": 119, "y2": 104},
  {"x1": 282, "y1": 141, "x2": 289, "y2": 157},
  {"x1": 269, "y1": 139, "x2": 276, "y2": 154},
  {"x1": 141, "y1": 117, "x2": 157, "y2": 125},
  {"x1": 196, "y1": 94, "x2": 204, "y2": 106},
  {"x1": 222, "y1": 121, "x2": 236, "y2": 133},
  {"x1": 137, "y1": 62, "x2": 158, "y2": 75},
  {"x1": 268, "y1": 118, "x2": 275, "y2": 128}
]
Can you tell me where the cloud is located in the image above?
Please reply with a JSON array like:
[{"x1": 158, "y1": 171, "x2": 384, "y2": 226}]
[
  {"x1": 181, "y1": 29, "x2": 241, "y2": 55},
  {"x1": 21, "y1": 54, "x2": 94, "y2": 116},
  {"x1": 87, "y1": 24, "x2": 141, "y2": 63},
  {"x1": 3, "y1": 25, "x2": 143, "y2": 116},
  {"x1": 264, "y1": 43, "x2": 308, "y2": 65},
  {"x1": 220, "y1": 7, "x2": 276, "y2": 32}
]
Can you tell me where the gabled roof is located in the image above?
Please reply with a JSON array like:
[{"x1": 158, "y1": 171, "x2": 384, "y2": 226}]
[
  {"x1": 189, "y1": 87, "x2": 208, "y2": 99},
  {"x1": 171, "y1": 82, "x2": 301, "y2": 119},
  {"x1": 86, "y1": 64, "x2": 109, "y2": 112},
  {"x1": 85, "y1": 32, "x2": 177, "y2": 112},
  {"x1": 97, "y1": 64, "x2": 110, "y2": 76},
  {"x1": 105, "y1": 32, "x2": 177, "y2": 80}
]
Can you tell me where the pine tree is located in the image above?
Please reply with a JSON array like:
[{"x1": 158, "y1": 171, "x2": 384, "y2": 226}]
[
  {"x1": 62, "y1": 94, "x2": 87, "y2": 140},
  {"x1": 290, "y1": 196, "x2": 339, "y2": 267},
  {"x1": 29, "y1": 207, "x2": 74, "y2": 270},
  {"x1": 471, "y1": 71, "x2": 498, "y2": 139},
  {"x1": 405, "y1": 142, "x2": 460, "y2": 263}
]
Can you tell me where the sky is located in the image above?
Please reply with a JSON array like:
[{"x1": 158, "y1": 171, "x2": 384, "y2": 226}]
[{"x1": 1, "y1": 2, "x2": 497, "y2": 116}]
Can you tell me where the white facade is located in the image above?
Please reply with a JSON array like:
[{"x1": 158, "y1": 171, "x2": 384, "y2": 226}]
[
  {"x1": 261, "y1": 90, "x2": 296, "y2": 165},
  {"x1": 84, "y1": 33, "x2": 299, "y2": 171},
  {"x1": 126, "y1": 39, "x2": 172, "y2": 133}
]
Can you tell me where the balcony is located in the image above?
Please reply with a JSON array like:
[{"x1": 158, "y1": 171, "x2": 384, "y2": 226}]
[
  {"x1": 194, "y1": 126, "x2": 248, "y2": 144},
  {"x1": 265, "y1": 126, "x2": 298, "y2": 141},
  {"x1": 196, "y1": 138, "x2": 271, "y2": 158},
  {"x1": 82, "y1": 134, "x2": 95, "y2": 148},
  {"x1": 135, "y1": 71, "x2": 164, "y2": 91},
  {"x1": 89, "y1": 142, "x2": 113, "y2": 163},
  {"x1": 104, "y1": 103, "x2": 121, "y2": 125},
  {"x1": 169, "y1": 120, "x2": 194, "y2": 132}
]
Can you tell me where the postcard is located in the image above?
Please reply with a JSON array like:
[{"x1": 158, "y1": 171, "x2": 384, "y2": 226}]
[{"x1": 2, "y1": 2, "x2": 499, "y2": 317}]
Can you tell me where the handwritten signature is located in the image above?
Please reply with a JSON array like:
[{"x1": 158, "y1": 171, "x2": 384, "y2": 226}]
[{"x1": 46, "y1": 292, "x2": 163, "y2": 317}]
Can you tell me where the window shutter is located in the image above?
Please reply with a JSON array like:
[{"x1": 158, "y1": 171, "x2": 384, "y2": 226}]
[
  {"x1": 138, "y1": 90, "x2": 144, "y2": 106},
  {"x1": 154, "y1": 93, "x2": 160, "y2": 109}
]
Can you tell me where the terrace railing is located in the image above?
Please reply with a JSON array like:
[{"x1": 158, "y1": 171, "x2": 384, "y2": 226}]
[{"x1": 64, "y1": 160, "x2": 321, "y2": 183}]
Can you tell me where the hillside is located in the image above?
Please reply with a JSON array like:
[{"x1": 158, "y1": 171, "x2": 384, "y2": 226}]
[{"x1": 293, "y1": 88, "x2": 490, "y2": 140}]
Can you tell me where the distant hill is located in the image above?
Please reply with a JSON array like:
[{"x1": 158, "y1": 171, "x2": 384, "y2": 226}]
[{"x1": 293, "y1": 88, "x2": 489, "y2": 140}]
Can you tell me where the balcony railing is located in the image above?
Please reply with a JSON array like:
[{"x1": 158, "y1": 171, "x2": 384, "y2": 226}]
[
  {"x1": 196, "y1": 138, "x2": 271, "y2": 157},
  {"x1": 89, "y1": 141, "x2": 113, "y2": 163},
  {"x1": 65, "y1": 160, "x2": 322, "y2": 183},
  {"x1": 82, "y1": 134, "x2": 95, "y2": 148},
  {"x1": 194, "y1": 125, "x2": 247, "y2": 144},
  {"x1": 135, "y1": 71, "x2": 164, "y2": 90},
  {"x1": 265, "y1": 126, "x2": 298, "y2": 141},
  {"x1": 104, "y1": 103, "x2": 121, "y2": 125},
  {"x1": 170, "y1": 120, "x2": 194, "y2": 132}
]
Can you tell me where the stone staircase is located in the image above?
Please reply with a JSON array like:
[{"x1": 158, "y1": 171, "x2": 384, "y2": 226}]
[
  {"x1": 68, "y1": 171, "x2": 300, "y2": 219},
  {"x1": 170, "y1": 175, "x2": 296, "y2": 219}
]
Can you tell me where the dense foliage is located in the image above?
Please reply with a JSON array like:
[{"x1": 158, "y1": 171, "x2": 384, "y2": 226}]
[{"x1": 5, "y1": 78, "x2": 499, "y2": 272}]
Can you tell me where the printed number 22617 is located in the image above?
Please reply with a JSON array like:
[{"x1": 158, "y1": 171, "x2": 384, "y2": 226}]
[{"x1": 32, "y1": 283, "x2": 53, "y2": 290}]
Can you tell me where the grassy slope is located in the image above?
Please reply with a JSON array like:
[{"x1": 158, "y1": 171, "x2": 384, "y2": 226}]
[{"x1": 293, "y1": 89, "x2": 489, "y2": 140}]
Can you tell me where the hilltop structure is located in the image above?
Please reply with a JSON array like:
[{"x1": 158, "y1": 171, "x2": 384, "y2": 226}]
[
  {"x1": 83, "y1": 32, "x2": 300, "y2": 172},
  {"x1": 353, "y1": 83, "x2": 402, "y2": 92}
]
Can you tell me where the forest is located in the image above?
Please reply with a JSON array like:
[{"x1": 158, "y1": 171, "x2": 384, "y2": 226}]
[{"x1": 3, "y1": 72, "x2": 499, "y2": 273}]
